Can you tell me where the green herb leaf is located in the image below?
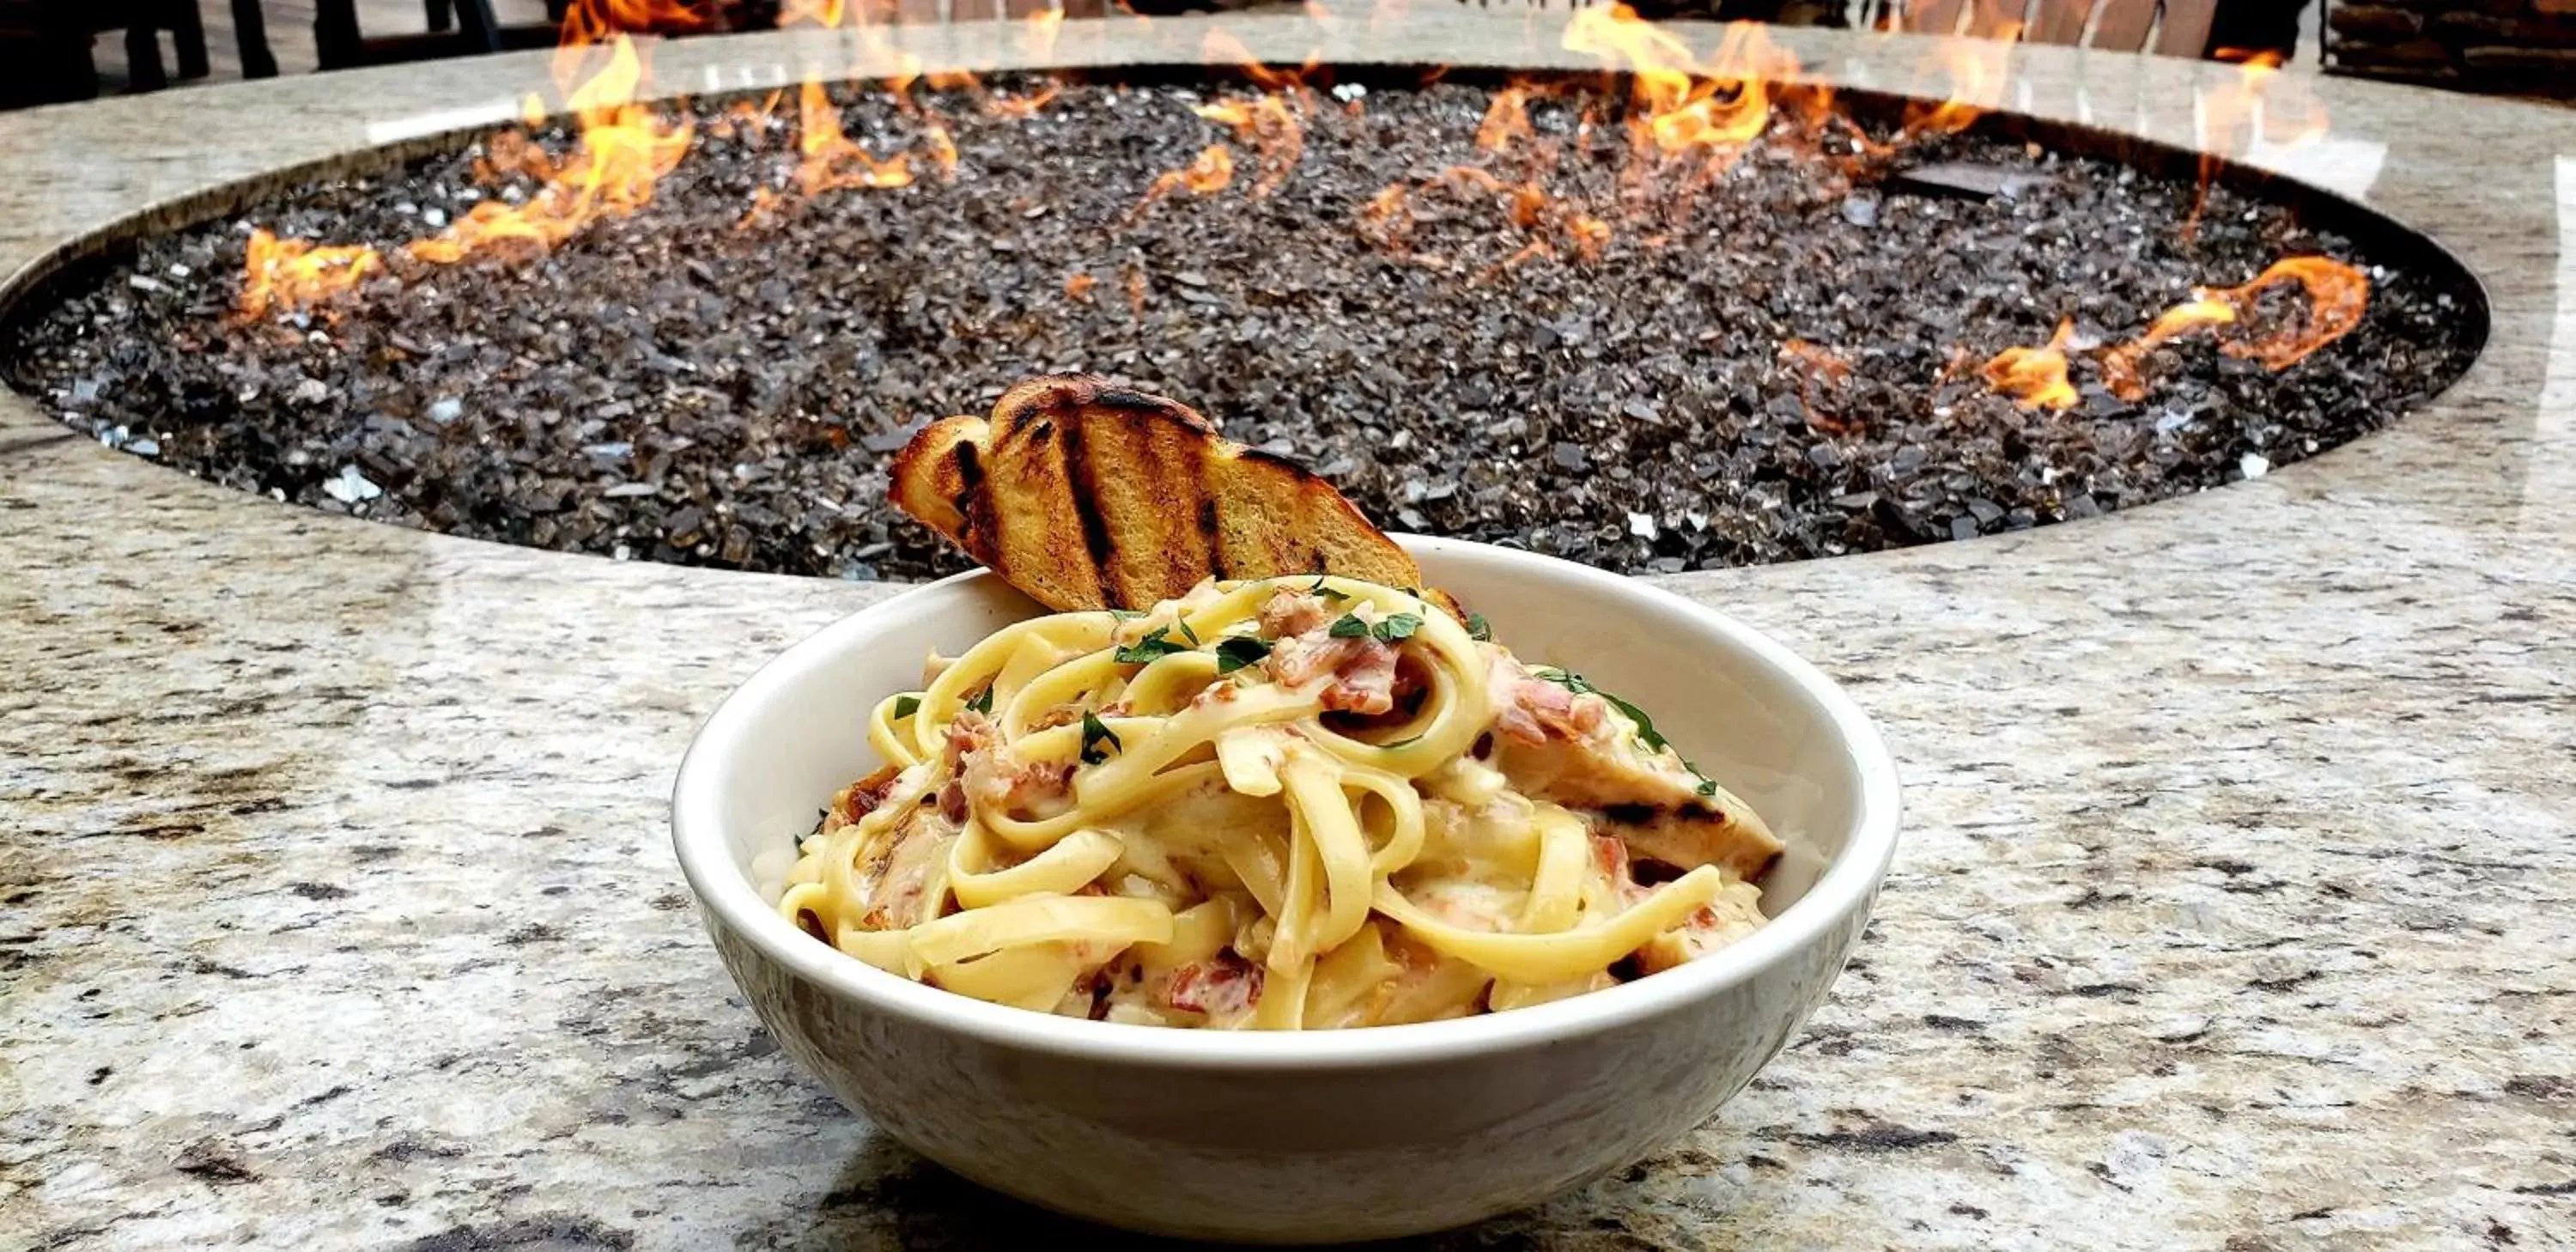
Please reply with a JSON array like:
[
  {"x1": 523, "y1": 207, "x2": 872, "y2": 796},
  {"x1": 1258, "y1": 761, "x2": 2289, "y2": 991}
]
[
  {"x1": 1696, "y1": 777, "x2": 1719, "y2": 798},
  {"x1": 1466, "y1": 611, "x2": 1493, "y2": 642},
  {"x1": 1114, "y1": 628, "x2": 1190, "y2": 665},
  {"x1": 1533, "y1": 668, "x2": 1668, "y2": 752},
  {"x1": 1307, "y1": 573, "x2": 1348, "y2": 603},
  {"x1": 1328, "y1": 613, "x2": 1370, "y2": 639},
  {"x1": 894, "y1": 695, "x2": 920, "y2": 720},
  {"x1": 1371, "y1": 613, "x2": 1425, "y2": 644},
  {"x1": 1214, "y1": 636, "x2": 1273, "y2": 674},
  {"x1": 1532, "y1": 666, "x2": 1595, "y2": 696},
  {"x1": 1599, "y1": 691, "x2": 1669, "y2": 754},
  {"x1": 964, "y1": 685, "x2": 993, "y2": 714},
  {"x1": 1080, "y1": 710, "x2": 1121, "y2": 764},
  {"x1": 1108, "y1": 608, "x2": 1145, "y2": 621},
  {"x1": 1176, "y1": 617, "x2": 1200, "y2": 645}
]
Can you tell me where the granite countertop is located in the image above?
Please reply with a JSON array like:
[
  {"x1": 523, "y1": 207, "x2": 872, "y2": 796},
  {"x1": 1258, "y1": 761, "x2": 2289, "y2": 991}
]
[{"x1": 2, "y1": 7, "x2": 2570, "y2": 1249}]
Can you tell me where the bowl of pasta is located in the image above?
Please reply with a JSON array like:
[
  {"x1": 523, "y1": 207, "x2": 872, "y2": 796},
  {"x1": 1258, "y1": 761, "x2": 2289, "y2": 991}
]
[{"x1": 672, "y1": 536, "x2": 1899, "y2": 1242}]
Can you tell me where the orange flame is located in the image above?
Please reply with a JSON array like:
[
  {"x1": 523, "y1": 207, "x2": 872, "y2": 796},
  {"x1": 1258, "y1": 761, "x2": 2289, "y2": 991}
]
[
  {"x1": 709, "y1": 88, "x2": 787, "y2": 147},
  {"x1": 1358, "y1": 182, "x2": 1414, "y2": 248},
  {"x1": 1192, "y1": 94, "x2": 1302, "y2": 198},
  {"x1": 1022, "y1": 6, "x2": 1066, "y2": 61},
  {"x1": 2099, "y1": 296, "x2": 2236, "y2": 400},
  {"x1": 1135, "y1": 143, "x2": 1236, "y2": 216},
  {"x1": 1565, "y1": 213, "x2": 1612, "y2": 262},
  {"x1": 1905, "y1": 25, "x2": 2019, "y2": 137},
  {"x1": 793, "y1": 80, "x2": 914, "y2": 195},
  {"x1": 2186, "y1": 51, "x2": 2330, "y2": 240},
  {"x1": 1201, "y1": 29, "x2": 1315, "y2": 102},
  {"x1": 408, "y1": 36, "x2": 694, "y2": 264},
  {"x1": 1564, "y1": 9, "x2": 1798, "y2": 165},
  {"x1": 1780, "y1": 337, "x2": 1860, "y2": 434},
  {"x1": 1475, "y1": 238, "x2": 1556, "y2": 286},
  {"x1": 2098, "y1": 257, "x2": 2368, "y2": 398},
  {"x1": 1124, "y1": 264, "x2": 1150, "y2": 315},
  {"x1": 1982, "y1": 318, "x2": 2081, "y2": 411},
  {"x1": 1477, "y1": 87, "x2": 1533, "y2": 153},
  {"x1": 238, "y1": 228, "x2": 382, "y2": 320},
  {"x1": 2211, "y1": 256, "x2": 2369, "y2": 369},
  {"x1": 987, "y1": 81, "x2": 1060, "y2": 121},
  {"x1": 775, "y1": 0, "x2": 845, "y2": 28},
  {"x1": 240, "y1": 18, "x2": 699, "y2": 313}
]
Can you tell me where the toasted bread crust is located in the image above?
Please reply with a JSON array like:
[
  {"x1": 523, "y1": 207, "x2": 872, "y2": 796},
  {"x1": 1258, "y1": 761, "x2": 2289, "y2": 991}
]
[{"x1": 887, "y1": 375, "x2": 1424, "y2": 611}]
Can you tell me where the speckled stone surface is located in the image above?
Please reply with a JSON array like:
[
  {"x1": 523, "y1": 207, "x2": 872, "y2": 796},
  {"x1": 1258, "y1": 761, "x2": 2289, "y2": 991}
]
[{"x1": 2, "y1": 6, "x2": 2571, "y2": 1250}]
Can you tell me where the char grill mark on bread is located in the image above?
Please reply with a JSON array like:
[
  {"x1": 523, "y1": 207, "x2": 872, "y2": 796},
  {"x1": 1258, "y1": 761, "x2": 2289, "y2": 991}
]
[{"x1": 889, "y1": 374, "x2": 1423, "y2": 611}]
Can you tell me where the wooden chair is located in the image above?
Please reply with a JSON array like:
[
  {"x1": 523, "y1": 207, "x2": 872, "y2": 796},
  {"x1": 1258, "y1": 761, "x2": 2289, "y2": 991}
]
[
  {"x1": 1458, "y1": 1, "x2": 2226, "y2": 59},
  {"x1": 1872, "y1": 0, "x2": 2221, "y2": 58},
  {"x1": 310, "y1": 0, "x2": 569, "y2": 70}
]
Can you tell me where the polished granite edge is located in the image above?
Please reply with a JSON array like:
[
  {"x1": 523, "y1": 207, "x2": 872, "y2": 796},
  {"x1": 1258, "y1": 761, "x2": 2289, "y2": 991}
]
[{"x1": 2, "y1": 5, "x2": 2571, "y2": 1250}]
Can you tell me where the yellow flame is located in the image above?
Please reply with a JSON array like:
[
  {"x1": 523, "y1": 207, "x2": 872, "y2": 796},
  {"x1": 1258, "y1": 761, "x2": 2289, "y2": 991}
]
[
  {"x1": 1982, "y1": 317, "x2": 2081, "y2": 411},
  {"x1": 238, "y1": 228, "x2": 381, "y2": 320},
  {"x1": 1564, "y1": 9, "x2": 1798, "y2": 164},
  {"x1": 408, "y1": 36, "x2": 694, "y2": 264},
  {"x1": 794, "y1": 79, "x2": 914, "y2": 195}
]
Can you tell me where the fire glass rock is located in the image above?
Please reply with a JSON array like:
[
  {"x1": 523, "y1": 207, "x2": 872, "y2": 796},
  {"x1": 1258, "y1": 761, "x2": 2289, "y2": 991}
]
[{"x1": 1, "y1": 77, "x2": 2476, "y2": 582}]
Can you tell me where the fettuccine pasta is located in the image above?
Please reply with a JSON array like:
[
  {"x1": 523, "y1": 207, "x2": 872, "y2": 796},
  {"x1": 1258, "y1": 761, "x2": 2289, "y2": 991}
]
[{"x1": 777, "y1": 575, "x2": 1783, "y2": 1029}]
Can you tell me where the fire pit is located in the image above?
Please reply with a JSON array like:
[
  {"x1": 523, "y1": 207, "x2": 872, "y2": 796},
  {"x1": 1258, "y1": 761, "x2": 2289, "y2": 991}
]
[{"x1": 0, "y1": 13, "x2": 2484, "y2": 580}]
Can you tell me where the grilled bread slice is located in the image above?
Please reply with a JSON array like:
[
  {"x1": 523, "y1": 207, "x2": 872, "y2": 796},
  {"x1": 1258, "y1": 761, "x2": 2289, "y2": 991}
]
[{"x1": 889, "y1": 375, "x2": 1424, "y2": 612}]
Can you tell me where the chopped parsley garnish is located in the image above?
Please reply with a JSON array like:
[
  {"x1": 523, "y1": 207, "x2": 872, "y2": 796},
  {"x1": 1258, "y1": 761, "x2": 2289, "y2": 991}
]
[
  {"x1": 1466, "y1": 611, "x2": 1493, "y2": 642},
  {"x1": 1108, "y1": 608, "x2": 1145, "y2": 621},
  {"x1": 964, "y1": 685, "x2": 993, "y2": 714},
  {"x1": 1327, "y1": 612, "x2": 1370, "y2": 639},
  {"x1": 1114, "y1": 628, "x2": 1191, "y2": 665},
  {"x1": 893, "y1": 695, "x2": 920, "y2": 720},
  {"x1": 1371, "y1": 613, "x2": 1424, "y2": 644},
  {"x1": 1307, "y1": 574, "x2": 1348, "y2": 603},
  {"x1": 1176, "y1": 617, "x2": 1200, "y2": 645},
  {"x1": 1079, "y1": 711, "x2": 1121, "y2": 764},
  {"x1": 1697, "y1": 778, "x2": 1720, "y2": 798},
  {"x1": 1214, "y1": 635, "x2": 1274, "y2": 674}
]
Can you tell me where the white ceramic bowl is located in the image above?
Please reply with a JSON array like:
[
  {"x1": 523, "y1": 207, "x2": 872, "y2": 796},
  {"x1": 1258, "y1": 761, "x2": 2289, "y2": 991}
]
[{"x1": 671, "y1": 537, "x2": 1899, "y2": 1243}]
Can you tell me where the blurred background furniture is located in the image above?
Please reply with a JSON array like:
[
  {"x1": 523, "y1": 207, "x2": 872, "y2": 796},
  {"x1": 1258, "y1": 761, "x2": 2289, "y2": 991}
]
[
  {"x1": 6, "y1": 0, "x2": 2566, "y2": 110},
  {"x1": 2320, "y1": 0, "x2": 2576, "y2": 94},
  {"x1": 1, "y1": 0, "x2": 210, "y2": 104}
]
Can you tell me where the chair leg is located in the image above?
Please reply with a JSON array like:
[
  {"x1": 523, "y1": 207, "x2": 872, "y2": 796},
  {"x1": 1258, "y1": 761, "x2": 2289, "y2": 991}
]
[
  {"x1": 168, "y1": 0, "x2": 211, "y2": 78},
  {"x1": 427, "y1": 0, "x2": 453, "y2": 33},
  {"x1": 125, "y1": 24, "x2": 170, "y2": 90},
  {"x1": 453, "y1": 0, "x2": 502, "y2": 52},
  {"x1": 314, "y1": 0, "x2": 363, "y2": 69},
  {"x1": 232, "y1": 0, "x2": 280, "y2": 76}
]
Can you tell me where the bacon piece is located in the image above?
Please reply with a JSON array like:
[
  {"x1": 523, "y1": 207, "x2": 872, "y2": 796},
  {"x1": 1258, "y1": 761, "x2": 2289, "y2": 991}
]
[
  {"x1": 1492, "y1": 653, "x2": 1607, "y2": 745},
  {"x1": 937, "y1": 708, "x2": 1073, "y2": 820},
  {"x1": 1271, "y1": 635, "x2": 1399, "y2": 714},
  {"x1": 831, "y1": 763, "x2": 903, "y2": 825},
  {"x1": 1257, "y1": 588, "x2": 1335, "y2": 639},
  {"x1": 1166, "y1": 954, "x2": 1265, "y2": 1018}
]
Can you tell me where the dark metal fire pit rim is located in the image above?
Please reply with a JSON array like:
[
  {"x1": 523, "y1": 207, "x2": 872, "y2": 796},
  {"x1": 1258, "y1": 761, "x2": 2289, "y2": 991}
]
[{"x1": 0, "y1": 55, "x2": 2495, "y2": 586}]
